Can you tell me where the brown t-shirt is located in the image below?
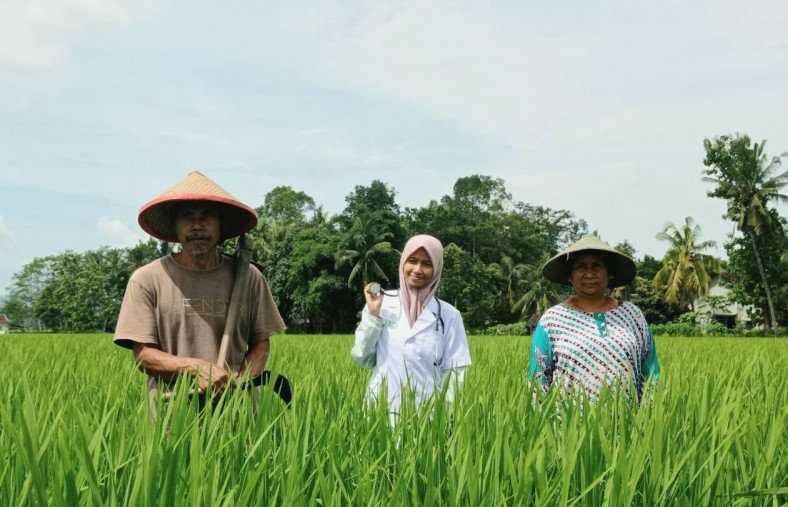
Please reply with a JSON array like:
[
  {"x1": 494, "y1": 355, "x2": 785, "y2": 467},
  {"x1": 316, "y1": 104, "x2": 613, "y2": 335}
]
[{"x1": 114, "y1": 255, "x2": 286, "y2": 384}]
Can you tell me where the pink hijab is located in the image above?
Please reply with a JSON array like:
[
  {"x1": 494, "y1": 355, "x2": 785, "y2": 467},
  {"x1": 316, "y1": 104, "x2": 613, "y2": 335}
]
[{"x1": 398, "y1": 234, "x2": 444, "y2": 328}]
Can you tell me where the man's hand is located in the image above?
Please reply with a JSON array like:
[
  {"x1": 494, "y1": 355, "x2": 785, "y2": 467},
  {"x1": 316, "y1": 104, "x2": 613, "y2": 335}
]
[
  {"x1": 133, "y1": 344, "x2": 236, "y2": 394},
  {"x1": 188, "y1": 358, "x2": 232, "y2": 393},
  {"x1": 364, "y1": 282, "x2": 383, "y2": 317}
]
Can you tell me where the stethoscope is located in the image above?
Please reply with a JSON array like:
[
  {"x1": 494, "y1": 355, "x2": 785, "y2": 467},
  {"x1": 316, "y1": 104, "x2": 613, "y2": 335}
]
[{"x1": 367, "y1": 282, "x2": 445, "y2": 334}]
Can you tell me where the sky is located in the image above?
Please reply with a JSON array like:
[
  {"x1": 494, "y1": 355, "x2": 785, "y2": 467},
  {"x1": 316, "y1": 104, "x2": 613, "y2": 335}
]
[{"x1": 2, "y1": 1, "x2": 788, "y2": 294}]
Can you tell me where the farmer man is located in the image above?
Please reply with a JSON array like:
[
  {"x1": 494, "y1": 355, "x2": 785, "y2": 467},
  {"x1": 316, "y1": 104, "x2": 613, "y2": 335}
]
[{"x1": 113, "y1": 171, "x2": 285, "y2": 410}]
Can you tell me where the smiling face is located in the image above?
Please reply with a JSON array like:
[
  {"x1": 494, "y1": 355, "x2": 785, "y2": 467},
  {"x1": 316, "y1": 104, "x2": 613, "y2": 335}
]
[
  {"x1": 403, "y1": 247, "x2": 435, "y2": 290},
  {"x1": 568, "y1": 252, "x2": 610, "y2": 298},
  {"x1": 174, "y1": 203, "x2": 222, "y2": 257}
]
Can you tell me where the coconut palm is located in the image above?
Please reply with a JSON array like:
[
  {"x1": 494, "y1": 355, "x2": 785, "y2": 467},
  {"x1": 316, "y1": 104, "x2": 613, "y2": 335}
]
[
  {"x1": 512, "y1": 260, "x2": 561, "y2": 326},
  {"x1": 490, "y1": 255, "x2": 528, "y2": 306},
  {"x1": 653, "y1": 217, "x2": 719, "y2": 310},
  {"x1": 335, "y1": 217, "x2": 399, "y2": 288},
  {"x1": 703, "y1": 137, "x2": 788, "y2": 328}
]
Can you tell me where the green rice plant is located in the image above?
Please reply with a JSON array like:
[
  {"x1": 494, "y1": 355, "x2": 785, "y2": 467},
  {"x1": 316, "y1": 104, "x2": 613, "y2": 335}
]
[{"x1": 0, "y1": 334, "x2": 786, "y2": 505}]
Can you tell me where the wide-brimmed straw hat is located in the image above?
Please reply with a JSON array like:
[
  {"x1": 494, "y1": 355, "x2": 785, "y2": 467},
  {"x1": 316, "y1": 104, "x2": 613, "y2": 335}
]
[
  {"x1": 541, "y1": 235, "x2": 636, "y2": 287},
  {"x1": 138, "y1": 171, "x2": 258, "y2": 242}
]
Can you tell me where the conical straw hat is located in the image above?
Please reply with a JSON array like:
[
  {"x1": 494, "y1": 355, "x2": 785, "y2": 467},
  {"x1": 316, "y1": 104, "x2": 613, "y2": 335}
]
[
  {"x1": 138, "y1": 171, "x2": 257, "y2": 242},
  {"x1": 541, "y1": 235, "x2": 636, "y2": 287}
]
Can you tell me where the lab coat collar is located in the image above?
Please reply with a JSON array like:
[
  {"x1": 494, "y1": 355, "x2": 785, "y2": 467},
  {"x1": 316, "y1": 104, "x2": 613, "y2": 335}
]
[{"x1": 401, "y1": 297, "x2": 438, "y2": 339}]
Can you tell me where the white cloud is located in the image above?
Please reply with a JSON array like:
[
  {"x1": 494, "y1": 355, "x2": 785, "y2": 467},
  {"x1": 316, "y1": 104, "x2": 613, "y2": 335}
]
[
  {"x1": 97, "y1": 217, "x2": 144, "y2": 247},
  {"x1": 253, "y1": 1, "x2": 788, "y2": 256},
  {"x1": 0, "y1": 0, "x2": 157, "y2": 70},
  {"x1": 262, "y1": 1, "x2": 788, "y2": 155},
  {"x1": 2, "y1": 1, "x2": 788, "y2": 262}
]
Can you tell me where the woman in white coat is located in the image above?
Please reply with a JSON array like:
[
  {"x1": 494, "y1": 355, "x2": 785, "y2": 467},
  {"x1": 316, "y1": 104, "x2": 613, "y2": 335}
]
[{"x1": 351, "y1": 234, "x2": 472, "y2": 420}]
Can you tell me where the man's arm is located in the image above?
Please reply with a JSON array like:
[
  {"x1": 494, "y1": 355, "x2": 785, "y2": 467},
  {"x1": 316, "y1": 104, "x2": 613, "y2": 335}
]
[
  {"x1": 133, "y1": 343, "x2": 230, "y2": 392},
  {"x1": 239, "y1": 336, "x2": 270, "y2": 378}
]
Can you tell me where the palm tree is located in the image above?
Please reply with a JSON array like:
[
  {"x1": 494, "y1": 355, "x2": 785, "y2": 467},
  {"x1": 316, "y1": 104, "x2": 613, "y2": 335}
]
[
  {"x1": 512, "y1": 260, "x2": 561, "y2": 326},
  {"x1": 703, "y1": 137, "x2": 788, "y2": 328},
  {"x1": 250, "y1": 221, "x2": 288, "y2": 260},
  {"x1": 335, "y1": 217, "x2": 399, "y2": 288},
  {"x1": 490, "y1": 255, "x2": 528, "y2": 306},
  {"x1": 653, "y1": 217, "x2": 719, "y2": 310},
  {"x1": 611, "y1": 241, "x2": 637, "y2": 300}
]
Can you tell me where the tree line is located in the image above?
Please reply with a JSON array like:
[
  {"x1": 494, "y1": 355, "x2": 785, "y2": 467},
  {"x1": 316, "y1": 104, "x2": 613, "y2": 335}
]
[{"x1": 3, "y1": 133, "x2": 787, "y2": 333}]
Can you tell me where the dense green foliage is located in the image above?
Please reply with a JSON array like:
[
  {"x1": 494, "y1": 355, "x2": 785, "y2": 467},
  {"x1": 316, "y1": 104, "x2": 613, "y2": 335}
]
[
  {"x1": 1, "y1": 176, "x2": 590, "y2": 333},
  {"x1": 1, "y1": 242, "x2": 168, "y2": 331},
  {"x1": 4, "y1": 142, "x2": 788, "y2": 332},
  {"x1": 723, "y1": 215, "x2": 788, "y2": 326},
  {"x1": 0, "y1": 333, "x2": 786, "y2": 505},
  {"x1": 703, "y1": 134, "x2": 788, "y2": 328}
]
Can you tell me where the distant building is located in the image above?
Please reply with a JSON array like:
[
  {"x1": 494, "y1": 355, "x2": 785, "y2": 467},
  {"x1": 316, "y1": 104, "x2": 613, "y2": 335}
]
[
  {"x1": 0, "y1": 314, "x2": 9, "y2": 334},
  {"x1": 694, "y1": 282, "x2": 751, "y2": 328}
]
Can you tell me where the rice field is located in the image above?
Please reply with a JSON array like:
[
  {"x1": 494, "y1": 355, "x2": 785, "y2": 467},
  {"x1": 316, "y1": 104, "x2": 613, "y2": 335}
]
[{"x1": 1, "y1": 334, "x2": 786, "y2": 506}]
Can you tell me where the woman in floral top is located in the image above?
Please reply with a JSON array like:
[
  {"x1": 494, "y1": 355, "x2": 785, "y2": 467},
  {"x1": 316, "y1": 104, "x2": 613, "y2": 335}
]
[{"x1": 527, "y1": 236, "x2": 660, "y2": 400}]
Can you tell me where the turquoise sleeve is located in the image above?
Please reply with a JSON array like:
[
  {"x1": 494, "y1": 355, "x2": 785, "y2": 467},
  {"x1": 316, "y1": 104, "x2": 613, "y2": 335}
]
[
  {"x1": 642, "y1": 327, "x2": 661, "y2": 382},
  {"x1": 527, "y1": 324, "x2": 553, "y2": 386}
]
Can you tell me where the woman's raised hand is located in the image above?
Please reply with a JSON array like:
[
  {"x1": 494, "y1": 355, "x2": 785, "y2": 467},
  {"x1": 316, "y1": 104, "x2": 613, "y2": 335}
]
[{"x1": 364, "y1": 282, "x2": 383, "y2": 317}]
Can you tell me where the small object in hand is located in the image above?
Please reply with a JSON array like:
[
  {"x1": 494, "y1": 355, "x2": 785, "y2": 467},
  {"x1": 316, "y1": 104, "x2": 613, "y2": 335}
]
[{"x1": 367, "y1": 282, "x2": 382, "y2": 296}]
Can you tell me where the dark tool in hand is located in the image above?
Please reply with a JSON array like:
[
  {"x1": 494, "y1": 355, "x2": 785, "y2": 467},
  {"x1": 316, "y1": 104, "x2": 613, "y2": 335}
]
[
  {"x1": 162, "y1": 236, "x2": 293, "y2": 407},
  {"x1": 217, "y1": 235, "x2": 292, "y2": 406},
  {"x1": 240, "y1": 371, "x2": 292, "y2": 405}
]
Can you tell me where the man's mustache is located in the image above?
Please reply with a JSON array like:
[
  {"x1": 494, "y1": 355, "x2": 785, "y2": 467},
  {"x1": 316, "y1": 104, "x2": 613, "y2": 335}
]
[{"x1": 186, "y1": 234, "x2": 211, "y2": 241}]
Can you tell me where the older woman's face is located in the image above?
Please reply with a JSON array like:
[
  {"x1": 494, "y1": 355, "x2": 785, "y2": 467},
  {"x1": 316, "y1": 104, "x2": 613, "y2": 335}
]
[
  {"x1": 403, "y1": 248, "x2": 434, "y2": 290},
  {"x1": 569, "y1": 253, "x2": 609, "y2": 298}
]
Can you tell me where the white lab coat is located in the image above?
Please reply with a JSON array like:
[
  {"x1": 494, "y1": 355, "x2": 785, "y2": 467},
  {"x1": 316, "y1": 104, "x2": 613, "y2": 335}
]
[{"x1": 351, "y1": 292, "x2": 472, "y2": 416}]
